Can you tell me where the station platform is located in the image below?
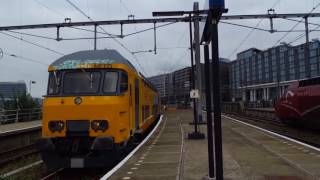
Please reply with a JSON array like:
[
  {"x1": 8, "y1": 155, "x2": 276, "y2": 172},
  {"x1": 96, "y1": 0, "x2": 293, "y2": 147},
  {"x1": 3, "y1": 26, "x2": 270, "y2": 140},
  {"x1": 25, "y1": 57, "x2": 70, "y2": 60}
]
[
  {"x1": 108, "y1": 110, "x2": 320, "y2": 180},
  {"x1": 0, "y1": 120, "x2": 41, "y2": 135}
]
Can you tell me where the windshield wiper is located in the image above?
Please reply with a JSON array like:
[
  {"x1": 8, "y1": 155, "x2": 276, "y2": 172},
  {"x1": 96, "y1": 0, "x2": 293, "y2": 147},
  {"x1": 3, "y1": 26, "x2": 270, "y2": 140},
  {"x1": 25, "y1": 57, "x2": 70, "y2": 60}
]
[
  {"x1": 53, "y1": 70, "x2": 60, "y2": 87},
  {"x1": 81, "y1": 68, "x2": 94, "y2": 88}
]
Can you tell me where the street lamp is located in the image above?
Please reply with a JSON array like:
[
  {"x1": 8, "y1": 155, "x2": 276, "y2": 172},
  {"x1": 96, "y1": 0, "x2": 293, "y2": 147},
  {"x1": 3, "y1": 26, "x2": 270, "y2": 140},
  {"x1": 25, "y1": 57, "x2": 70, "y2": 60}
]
[{"x1": 29, "y1": 80, "x2": 36, "y2": 96}]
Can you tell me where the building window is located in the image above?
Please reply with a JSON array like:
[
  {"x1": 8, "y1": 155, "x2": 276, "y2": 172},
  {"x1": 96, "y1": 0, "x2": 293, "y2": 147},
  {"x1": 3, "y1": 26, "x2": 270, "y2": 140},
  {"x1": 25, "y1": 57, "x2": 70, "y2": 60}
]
[
  {"x1": 298, "y1": 53, "x2": 304, "y2": 59},
  {"x1": 311, "y1": 64, "x2": 317, "y2": 71},
  {"x1": 290, "y1": 74, "x2": 295, "y2": 80},
  {"x1": 310, "y1": 57, "x2": 317, "y2": 63},
  {"x1": 311, "y1": 71, "x2": 318, "y2": 77},
  {"x1": 310, "y1": 49, "x2": 317, "y2": 57}
]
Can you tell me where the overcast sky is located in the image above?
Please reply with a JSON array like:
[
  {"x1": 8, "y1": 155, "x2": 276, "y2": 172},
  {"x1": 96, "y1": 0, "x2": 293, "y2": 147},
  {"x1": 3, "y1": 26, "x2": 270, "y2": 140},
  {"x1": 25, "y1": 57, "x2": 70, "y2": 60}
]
[{"x1": 0, "y1": 0, "x2": 319, "y2": 98}]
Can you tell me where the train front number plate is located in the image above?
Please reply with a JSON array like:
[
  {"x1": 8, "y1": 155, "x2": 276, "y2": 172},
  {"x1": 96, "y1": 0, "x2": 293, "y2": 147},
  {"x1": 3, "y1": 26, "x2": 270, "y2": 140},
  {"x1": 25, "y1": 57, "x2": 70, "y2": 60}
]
[{"x1": 71, "y1": 158, "x2": 84, "y2": 168}]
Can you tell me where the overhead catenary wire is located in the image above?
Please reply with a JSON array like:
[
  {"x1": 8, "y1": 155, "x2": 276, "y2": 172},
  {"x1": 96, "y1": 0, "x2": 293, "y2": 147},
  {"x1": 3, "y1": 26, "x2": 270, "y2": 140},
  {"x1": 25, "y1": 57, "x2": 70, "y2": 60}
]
[
  {"x1": 65, "y1": 0, "x2": 148, "y2": 76},
  {"x1": 227, "y1": 0, "x2": 282, "y2": 59},
  {"x1": 221, "y1": 21, "x2": 271, "y2": 32},
  {"x1": 65, "y1": 0, "x2": 115, "y2": 38},
  {"x1": 288, "y1": 24, "x2": 320, "y2": 44},
  {"x1": 52, "y1": 22, "x2": 179, "y2": 41},
  {"x1": 221, "y1": 21, "x2": 320, "y2": 33},
  {"x1": 131, "y1": 46, "x2": 189, "y2": 54},
  {"x1": 9, "y1": 20, "x2": 319, "y2": 43},
  {"x1": 34, "y1": 0, "x2": 66, "y2": 18},
  {"x1": 282, "y1": 18, "x2": 320, "y2": 27},
  {"x1": 0, "y1": 32, "x2": 65, "y2": 56},
  {"x1": 124, "y1": 22, "x2": 177, "y2": 37},
  {"x1": 3, "y1": 51, "x2": 48, "y2": 66},
  {"x1": 68, "y1": 26, "x2": 119, "y2": 37},
  {"x1": 168, "y1": 48, "x2": 189, "y2": 73},
  {"x1": 273, "y1": 1, "x2": 320, "y2": 46},
  {"x1": 158, "y1": 23, "x2": 189, "y2": 75},
  {"x1": 5, "y1": 22, "x2": 177, "y2": 42},
  {"x1": 118, "y1": 0, "x2": 151, "y2": 75},
  {"x1": 7, "y1": 30, "x2": 56, "y2": 40}
]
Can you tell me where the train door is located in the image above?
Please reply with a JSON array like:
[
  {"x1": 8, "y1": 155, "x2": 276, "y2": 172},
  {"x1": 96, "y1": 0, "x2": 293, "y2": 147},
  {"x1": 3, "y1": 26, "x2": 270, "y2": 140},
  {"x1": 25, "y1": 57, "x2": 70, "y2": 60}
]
[{"x1": 135, "y1": 79, "x2": 140, "y2": 130}]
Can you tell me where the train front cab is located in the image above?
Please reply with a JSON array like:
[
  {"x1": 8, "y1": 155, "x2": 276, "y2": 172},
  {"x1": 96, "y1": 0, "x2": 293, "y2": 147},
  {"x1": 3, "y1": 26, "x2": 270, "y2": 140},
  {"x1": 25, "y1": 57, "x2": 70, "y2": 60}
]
[
  {"x1": 39, "y1": 64, "x2": 158, "y2": 168},
  {"x1": 276, "y1": 78, "x2": 320, "y2": 125}
]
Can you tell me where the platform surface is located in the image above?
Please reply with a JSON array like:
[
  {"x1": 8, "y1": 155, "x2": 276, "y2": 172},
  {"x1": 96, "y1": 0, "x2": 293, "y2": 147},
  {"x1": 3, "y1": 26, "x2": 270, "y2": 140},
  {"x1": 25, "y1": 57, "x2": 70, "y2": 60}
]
[
  {"x1": 108, "y1": 110, "x2": 320, "y2": 180},
  {"x1": 0, "y1": 120, "x2": 41, "y2": 134}
]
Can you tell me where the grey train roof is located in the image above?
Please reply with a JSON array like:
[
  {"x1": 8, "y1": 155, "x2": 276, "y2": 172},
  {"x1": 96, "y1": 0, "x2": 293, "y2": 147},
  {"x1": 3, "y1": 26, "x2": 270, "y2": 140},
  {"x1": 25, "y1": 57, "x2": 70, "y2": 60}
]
[{"x1": 50, "y1": 49, "x2": 137, "y2": 72}]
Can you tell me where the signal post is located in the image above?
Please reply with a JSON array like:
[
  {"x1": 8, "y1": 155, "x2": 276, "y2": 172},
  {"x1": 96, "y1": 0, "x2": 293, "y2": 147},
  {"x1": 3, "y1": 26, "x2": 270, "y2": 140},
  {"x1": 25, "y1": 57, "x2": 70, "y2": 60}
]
[{"x1": 201, "y1": 0, "x2": 227, "y2": 179}]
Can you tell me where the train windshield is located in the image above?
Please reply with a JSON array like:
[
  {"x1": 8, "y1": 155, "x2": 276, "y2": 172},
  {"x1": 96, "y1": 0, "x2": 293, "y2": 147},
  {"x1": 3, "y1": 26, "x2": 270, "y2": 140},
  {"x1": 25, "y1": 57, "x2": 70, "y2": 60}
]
[
  {"x1": 48, "y1": 71, "x2": 61, "y2": 95},
  {"x1": 47, "y1": 70, "x2": 123, "y2": 96},
  {"x1": 63, "y1": 71, "x2": 101, "y2": 94}
]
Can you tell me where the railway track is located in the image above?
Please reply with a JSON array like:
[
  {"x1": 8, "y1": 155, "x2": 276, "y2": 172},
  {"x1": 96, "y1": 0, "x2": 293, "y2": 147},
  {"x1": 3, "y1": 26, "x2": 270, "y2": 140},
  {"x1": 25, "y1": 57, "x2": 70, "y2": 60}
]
[
  {"x1": 225, "y1": 112, "x2": 284, "y2": 127},
  {"x1": 40, "y1": 168, "x2": 109, "y2": 180},
  {"x1": 224, "y1": 113, "x2": 320, "y2": 148},
  {"x1": 0, "y1": 143, "x2": 39, "y2": 166}
]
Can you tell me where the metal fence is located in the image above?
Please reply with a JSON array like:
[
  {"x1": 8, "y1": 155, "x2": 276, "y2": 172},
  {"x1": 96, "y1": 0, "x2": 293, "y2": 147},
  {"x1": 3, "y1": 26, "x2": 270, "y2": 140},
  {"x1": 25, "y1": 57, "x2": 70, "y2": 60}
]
[
  {"x1": 0, "y1": 108, "x2": 42, "y2": 124},
  {"x1": 221, "y1": 102, "x2": 243, "y2": 113},
  {"x1": 244, "y1": 100, "x2": 275, "y2": 108}
]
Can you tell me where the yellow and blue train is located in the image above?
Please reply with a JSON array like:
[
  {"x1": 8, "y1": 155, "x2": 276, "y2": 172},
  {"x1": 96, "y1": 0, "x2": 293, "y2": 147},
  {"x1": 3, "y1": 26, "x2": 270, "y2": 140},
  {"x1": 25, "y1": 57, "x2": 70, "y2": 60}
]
[{"x1": 39, "y1": 50, "x2": 160, "y2": 168}]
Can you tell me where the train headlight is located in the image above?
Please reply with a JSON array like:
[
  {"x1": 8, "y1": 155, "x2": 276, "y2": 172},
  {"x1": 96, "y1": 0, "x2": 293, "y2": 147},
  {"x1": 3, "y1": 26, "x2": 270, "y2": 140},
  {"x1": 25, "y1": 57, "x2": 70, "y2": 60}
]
[
  {"x1": 91, "y1": 120, "x2": 108, "y2": 132},
  {"x1": 48, "y1": 120, "x2": 65, "y2": 132}
]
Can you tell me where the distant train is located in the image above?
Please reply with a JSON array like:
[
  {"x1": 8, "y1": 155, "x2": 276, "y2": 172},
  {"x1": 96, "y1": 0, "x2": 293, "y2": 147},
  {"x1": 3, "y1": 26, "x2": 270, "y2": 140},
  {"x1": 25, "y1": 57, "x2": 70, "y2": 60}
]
[
  {"x1": 39, "y1": 50, "x2": 161, "y2": 168},
  {"x1": 275, "y1": 76, "x2": 320, "y2": 125}
]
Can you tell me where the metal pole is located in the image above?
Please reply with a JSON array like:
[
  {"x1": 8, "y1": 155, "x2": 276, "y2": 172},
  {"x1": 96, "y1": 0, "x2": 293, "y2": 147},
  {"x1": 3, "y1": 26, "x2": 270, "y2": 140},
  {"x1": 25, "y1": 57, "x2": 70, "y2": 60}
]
[
  {"x1": 189, "y1": 13, "x2": 198, "y2": 133},
  {"x1": 305, "y1": 17, "x2": 311, "y2": 78},
  {"x1": 204, "y1": 44, "x2": 215, "y2": 178},
  {"x1": 154, "y1": 22, "x2": 157, "y2": 54},
  {"x1": 94, "y1": 25, "x2": 97, "y2": 50},
  {"x1": 56, "y1": 26, "x2": 61, "y2": 41},
  {"x1": 29, "y1": 80, "x2": 31, "y2": 95},
  {"x1": 211, "y1": 16, "x2": 224, "y2": 180},
  {"x1": 305, "y1": 17, "x2": 309, "y2": 43},
  {"x1": 194, "y1": 2, "x2": 203, "y2": 123}
]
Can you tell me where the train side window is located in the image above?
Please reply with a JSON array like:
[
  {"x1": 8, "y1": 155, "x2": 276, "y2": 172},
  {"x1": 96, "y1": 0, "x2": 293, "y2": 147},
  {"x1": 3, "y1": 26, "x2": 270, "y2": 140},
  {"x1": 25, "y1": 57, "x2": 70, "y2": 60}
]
[
  {"x1": 120, "y1": 72, "x2": 128, "y2": 93},
  {"x1": 299, "y1": 81, "x2": 304, "y2": 87},
  {"x1": 103, "y1": 72, "x2": 119, "y2": 93}
]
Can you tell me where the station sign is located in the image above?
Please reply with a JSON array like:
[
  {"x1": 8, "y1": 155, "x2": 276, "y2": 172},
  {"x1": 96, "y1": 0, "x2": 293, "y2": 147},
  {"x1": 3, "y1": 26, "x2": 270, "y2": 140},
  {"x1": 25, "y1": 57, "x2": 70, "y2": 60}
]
[{"x1": 190, "y1": 89, "x2": 200, "y2": 99}]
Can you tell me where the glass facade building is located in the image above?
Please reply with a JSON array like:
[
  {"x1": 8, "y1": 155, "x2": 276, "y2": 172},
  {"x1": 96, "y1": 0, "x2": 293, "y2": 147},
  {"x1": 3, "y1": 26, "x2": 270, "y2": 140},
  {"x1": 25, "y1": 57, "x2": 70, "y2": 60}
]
[
  {"x1": 148, "y1": 67, "x2": 191, "y2": 105},
  {"x1": 0, "y1": 81, "x2": 27, "y2": 108},
  {"x1": 230, "y1": 40, "x2": 320, "y2": 104},
  {"x1": 0, "y1": 82, "x2": 27, "y2": 100}
]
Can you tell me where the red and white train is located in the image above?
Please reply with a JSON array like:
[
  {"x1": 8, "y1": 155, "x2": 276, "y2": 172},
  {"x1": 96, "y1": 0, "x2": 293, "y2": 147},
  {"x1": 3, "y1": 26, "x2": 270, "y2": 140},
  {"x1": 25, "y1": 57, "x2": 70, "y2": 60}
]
[{"x1": 275, "y1": 76, "x2": 320, "y2": 125}]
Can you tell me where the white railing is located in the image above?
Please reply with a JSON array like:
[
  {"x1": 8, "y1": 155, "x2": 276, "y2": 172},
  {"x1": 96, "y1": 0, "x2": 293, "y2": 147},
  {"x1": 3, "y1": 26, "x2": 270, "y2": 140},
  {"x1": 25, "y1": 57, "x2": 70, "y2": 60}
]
[{"x1": 0, "y1": 108, "x2": 42, "y2": 124}]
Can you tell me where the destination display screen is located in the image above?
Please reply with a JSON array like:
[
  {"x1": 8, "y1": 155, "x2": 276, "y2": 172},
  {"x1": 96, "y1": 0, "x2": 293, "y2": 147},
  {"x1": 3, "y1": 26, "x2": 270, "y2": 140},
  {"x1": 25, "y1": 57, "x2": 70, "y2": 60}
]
[{"x1": 52, "y1": 59, "x2": 117, "y2": 70}]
